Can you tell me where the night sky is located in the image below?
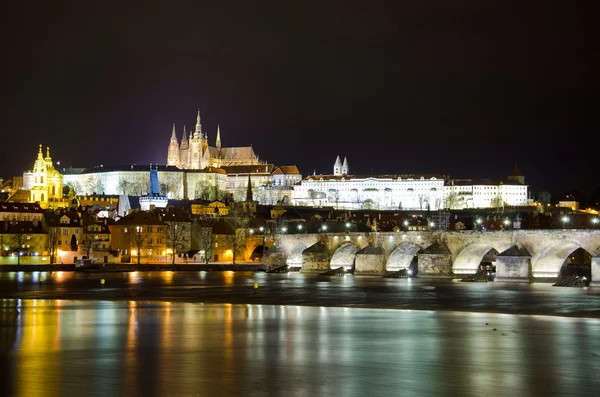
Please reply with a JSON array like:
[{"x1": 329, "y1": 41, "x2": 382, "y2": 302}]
[{"x1": 1, "y1": 1, "x2": 596, "y2": 198}]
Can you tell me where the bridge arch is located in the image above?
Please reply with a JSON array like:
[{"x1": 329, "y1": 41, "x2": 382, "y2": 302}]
[
  {"x1": 532, "y1": 240, "x2": 596, "y2": 278},
  {"x1": 286, "y1": 243, "x2": 308, "y2": 269},
  {"x1": 453, "y1": 243, "x2": 500, "y2": 274},
  {"x1": 330, "y1": 243, "x2": 360, "y2": 270},
  {"x1": 386, "y1": 243, "x2": 420, "y2": 271}
]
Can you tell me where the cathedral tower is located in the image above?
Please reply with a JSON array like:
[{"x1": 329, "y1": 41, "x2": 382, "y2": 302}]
[
  {"x1": 179, "y1": 125, "x2": 189, "y2": 169},
  {"x1": 167, "y1": 123, "x2": 180, "y2": 166},
  {"x1": 189, "y1": 109, "x2": 203, "y2": 169}
]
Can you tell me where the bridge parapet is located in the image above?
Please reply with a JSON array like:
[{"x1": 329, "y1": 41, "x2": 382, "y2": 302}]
[{"x1": 273, "y1": 230, "x2": 600, "y2": 283}]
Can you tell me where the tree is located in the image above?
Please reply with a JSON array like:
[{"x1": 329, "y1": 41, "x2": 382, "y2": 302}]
[
  {"x1": 117, "y1": 177, "x2": 131, "y2": 195},
  {"x1": 444, "y1": 192, "x2": 458, "y2": 210},
  {"x1": 86, "y1": 175, "x2": 102, "y2": 195},
  {"x1": 7, "y1": 233, "x2": 38, "y2": 265},
  {"x1": 328, "y1": 189, "x2": 340, "y2": 209},
  {"x1": 194, "y1": 181, "x2": 212, "y2": 200},
  {"x1": 130, "y1": 226, "x2": 151, "y2": 264},
  {"x1": 308, "y1": 189, "x2": 318, "y2": 206},
  {"x1": 46, "y1": 227, "x2": 59, "y2": 264},
  {"x1": 80, "y1": 227, "x2": 95, "y2": 258},
  {"x1": 195, "y1": 216, "x2": 215, "y2": 264},
  {"x1": 491, "y1": 194, "x2": 503, "y2": 208},
  {"x1": 166, "y1": 221, "x2": 189, "y2": 264}
]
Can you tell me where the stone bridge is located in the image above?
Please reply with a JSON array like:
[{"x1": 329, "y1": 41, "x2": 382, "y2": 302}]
[{"x1": 263, "y1": 230, "x2": 600, "y2": 284}]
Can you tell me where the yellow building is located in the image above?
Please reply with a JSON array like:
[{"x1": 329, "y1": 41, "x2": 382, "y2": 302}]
[
  {"x1": 109, "y1": 211, "x2": 168, "y2": 263},
  {"x1": 21, "y1": 145, "x2": 64, "y2": 209},
  {"x1": 191, "y1": 200, "x2": 230, "y2": 216}
]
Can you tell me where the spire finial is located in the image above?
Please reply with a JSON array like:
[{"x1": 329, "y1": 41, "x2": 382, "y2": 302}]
[
  {"x1": 195, "y1": 109, "x2": 202, "y2": 138},
  {"x1": 216, "y1": 123, "x2": 222, "y2": 149},
  {"x1": 46, "y1": 146, "x2": 51, "y2": 159},
  {"x1": 171, "y1": 123, "x2": 176, "y2": 139}
]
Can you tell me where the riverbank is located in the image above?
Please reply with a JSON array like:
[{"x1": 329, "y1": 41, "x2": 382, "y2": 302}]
[{"x1": 0, "y1": 263, "x2": 264, "y2": 272}]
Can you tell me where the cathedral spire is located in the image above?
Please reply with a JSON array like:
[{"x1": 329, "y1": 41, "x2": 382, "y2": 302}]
[
  {"x1": 246, "y1": 173, "x2": 253, "y2": 202},
  {"x1": 171, "y1": 123, "x2": 176, "y2": 139},
  {"x1": 37, "y1": 144, "x2": 44, "y2": 160},
  {"x1": 216, "y1": 123, "x2": 221, "y2": 149},
  {"x1": 45, "y1": 146, "x2": 51, "y2": 160},
  {"x1": 194, "y1": 109, "x2": 202, "y2": 139}
]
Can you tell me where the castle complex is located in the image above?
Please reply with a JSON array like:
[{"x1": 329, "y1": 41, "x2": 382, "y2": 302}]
[{"x1": 12, "y1": 109, "x2": 529, "y2": 211}]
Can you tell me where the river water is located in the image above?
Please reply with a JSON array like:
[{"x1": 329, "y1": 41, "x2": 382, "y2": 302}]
[{"x1": 1, "y1": 271, "x2": 599, "y2": 396}]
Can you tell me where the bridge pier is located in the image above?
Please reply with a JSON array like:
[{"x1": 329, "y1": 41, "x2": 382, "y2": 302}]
[
  {"x1": 592, "y1": 254, "x2": 600, "y2": 286},
  {"x1": 354, "y1": 244, "x2": 386, "y2": 275},
  {"x1": 494, "y1": 246, "x2": 532, "y2": 282}
]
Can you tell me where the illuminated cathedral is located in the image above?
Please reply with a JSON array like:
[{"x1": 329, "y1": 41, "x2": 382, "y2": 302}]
[{"x1": 167, "y1": 110, "x2": 262, "y2": 169}]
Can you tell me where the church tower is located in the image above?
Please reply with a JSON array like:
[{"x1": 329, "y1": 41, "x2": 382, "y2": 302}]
[
  {"x1": 179, "y1": 125, "x2": 189, "y2": 169},
  {"x1": 167, "y1": 123, "x2": 180, "y2": 166},
  {"x1": 333, "y1": 155, "x2": 342, "y2": 176},
  {"x1": 189, "y1": 109, "x2": 203, "y2": 169},
  {"x1": 30, "y1": 145, "x2": 47, "y2": 204},
  {"x1": 29, "y1": 145, "x2": 63, "y2": 209},
  {"x1": 341, "y1": 157, "x2": 349, "y2": 175},
  {"x1": 508, "y1": 164, "x2": 525, "y2": 185}
]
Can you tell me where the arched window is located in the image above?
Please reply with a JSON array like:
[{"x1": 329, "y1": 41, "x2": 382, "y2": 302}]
[
  {"x1": 40, "y1": 176, "x2": 44, "y2": 184},
  {"x1": 41, "y1": 193, "x2": 45, "y2": 202}
]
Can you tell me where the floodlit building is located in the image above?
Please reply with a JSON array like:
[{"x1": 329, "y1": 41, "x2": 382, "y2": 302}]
[
  {"x1": 20, "y1": 145, "x2": 65, "y2": 209},
  {"x1": 291, "y1": 157, "x2": 529, "y2": 210}
]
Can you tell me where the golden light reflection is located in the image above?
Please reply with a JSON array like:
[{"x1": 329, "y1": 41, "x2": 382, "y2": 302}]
[
  {"x1": 224, "y1": 303, "x2": 233, "y2": 363},
  {"x1": 124, "y1": 301, "x2": 138, "y2": 390},
  {"x1": 223, "y1": 271, "x2": 234, "y2": 286},
  {"x1": 15, "y1": 300, "x2": 62, "y2": 397},
  {"x1": 161, "y1": 271, "x2": 174, "y2": 284},
  {"x1": 128, "y1": 271, "x2": 142, "y2": 284}
]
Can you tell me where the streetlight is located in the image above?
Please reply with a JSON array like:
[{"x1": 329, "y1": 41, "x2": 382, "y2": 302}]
[
  {"x1": 475, "y1": 218, "x2": 482, "y2": 231},
  {"x1": 282, "y1": 226, "x2": 287, "y2": 233},
  {"x1": 259, "y1": 226, "x2": 264, "y2": 232},
  {"x1": 297, "y1": 224, "x2": 303, "y2": 232},
  {"x1": 321, "y1": 224, "x2": 328, "y2": 232},
  {"x1": 591, "y1": 217, "x2": 599, "y2": 228},
  {"x1": 561, "y1": 216, "x2": 569, "y2": 229}
]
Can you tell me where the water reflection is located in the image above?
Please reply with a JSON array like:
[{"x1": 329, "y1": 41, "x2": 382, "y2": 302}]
[{"x1": 2, "y1": 300, "x2": 599, "y2": 397}]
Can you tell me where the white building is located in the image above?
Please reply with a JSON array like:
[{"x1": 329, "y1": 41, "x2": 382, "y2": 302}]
[
  {"x1": 290, "y1": 157, "x2": 529, "y2": 210},
  {"x1": 62, "y1": 163, "x2": 302, "y2": 204}
]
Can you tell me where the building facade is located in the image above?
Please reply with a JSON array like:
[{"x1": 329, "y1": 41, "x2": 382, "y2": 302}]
[
  {"x1": 291, "y1": 157, "x2": 529, "y2": 210},
  {"x1": 21, "y1": 145, "x2": 64, "y2": 209},
  {"x1": 167, "y1": 110, "x2": 262, "y2": 169}
]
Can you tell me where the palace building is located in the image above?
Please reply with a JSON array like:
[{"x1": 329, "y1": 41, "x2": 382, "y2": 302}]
[{"x1": 291, "y1": 156, "x2": 529, "y2": 210}]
